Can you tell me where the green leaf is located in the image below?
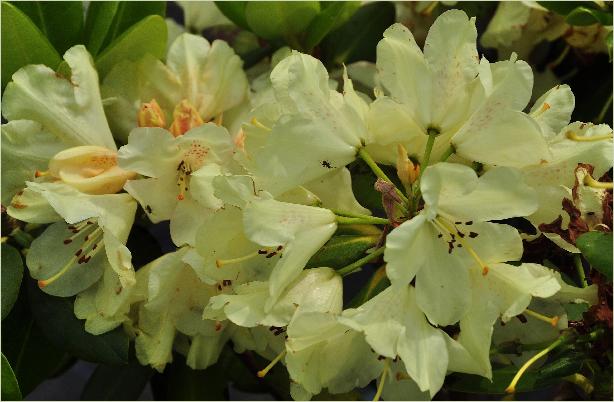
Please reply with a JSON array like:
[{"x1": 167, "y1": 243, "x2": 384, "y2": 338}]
[
  {"x1": 2, "y1": 282, "x2": 71, "y2": 396},
  {"x1": 1, "y1": 353, "x2": 21, "y2": 401},
  {"x1": 563, "y1": 302, "x2": 590, "y2": 321},
  {"x1": 576, "y1": 232, "x2": 613, "y2": 280},
  {"x1": 304, "y1": 2, "x2": 360, "y2": 50},
  {"x1": 214, "y1": 1, "x2": 250, "y2": 30},
  {"x1": 244, "y1": 1, "x2": 320, "y2": 43},
  {"x1": 95, "y1": 15, "x2": 167, "y2": 78},
  {"x1": 99, "y1": 1, "x2": 166, "y2": 50},
  {"x1": 83, "y1": 1, "x2": 120, "y2": 56},
  {"x1": 566, "y1": 6, "x2": 613, "y2": 26},
  {"x1": 1, "y1": 2, "x2": 62, "y2": 90},
  {"x1": 27, "y1": 278, "x2": 129, "y2": 365},
  {"x1": 81, "y1": 360, "x2": 153, "y2": 400},
  {"x1": 320, "y1": 1, "x2": 395, "y2": 66},
  {"x1": 537, "y1": 1, "x2": 597, "y2": 16},
  {"x1": 348, "y1": 265, "x2": 390, "y2": 308},
  {"x1": 13, "y1": 1, "x2": 84, "y2": 54},
  {"x1": 1, "y1": 244, "x2": 24, "y2": 320},
  {"x1": 306, "y1": 235, "x2": 379, "y2": 269}
]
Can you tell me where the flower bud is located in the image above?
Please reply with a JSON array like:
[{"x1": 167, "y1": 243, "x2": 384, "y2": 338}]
[
  {"x1": 396, "y1": 144, "x2": 419, "y2": 189},
  {"x1": 169, "y1": 100, "x2": 204, "y2": 137},
  {"x1": 137, "y1": 99, "x2": 166, "y2": 128},
  {"x1": 48, "y1": 146, "x2": 136, "y2": 194}
]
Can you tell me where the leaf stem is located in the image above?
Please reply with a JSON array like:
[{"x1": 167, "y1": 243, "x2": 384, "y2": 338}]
[
  {"x1": 337, "y1": 246, "x2": 385, "y2": 277},
  {"x1": 358, "y1": 148, "x2": 409, "y2": 205},
  {"x1": 335, "y1": 216, "x2": 390, "y2": 226},
  {"x1": 573, "y1": 254, "x2": 588, "y2": 288}
]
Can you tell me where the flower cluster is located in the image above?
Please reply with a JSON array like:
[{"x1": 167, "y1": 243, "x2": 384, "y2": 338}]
[{"x1": 2, "y1": 9, "x2": 611, "y2": 400}]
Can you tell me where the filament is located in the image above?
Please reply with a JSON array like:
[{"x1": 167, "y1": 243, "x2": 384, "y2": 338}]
[{"x1": 257, "y1": 350, "x2": 286, "y2": 378}]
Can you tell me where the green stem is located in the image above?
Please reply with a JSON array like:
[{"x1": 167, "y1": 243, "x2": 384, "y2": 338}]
[
  {"x1": 596, "y1": 92, "x2": 613, "y2": 124},
  {"x1": 439, "y1": 145, "x2": 455, "y2": 162},
  {"x1": 335, "y1": 215, "x2": 390, "y2": 226},
  {"x1": 337, "y1": 247, "x2": 385, "y2": 277},
  {"x1": 331, "y1": 209, "x2": 379, "y2": 220},
  {"x1": 574, "y1": 254, "x2": 588, "y2": 288},
  {"x1": 413, "y1": 128, "x2": 439, "y2": 199},
  {"x1": 358, "y1": 148, "x2": 410, "y2": 205}
]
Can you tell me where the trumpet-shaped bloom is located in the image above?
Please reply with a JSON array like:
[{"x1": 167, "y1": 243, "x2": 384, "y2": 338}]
[
  {"x1": 10, "y1": 182, "x2": 136, "y2": 296},
  {"x1": 102, "y1": 33, "x2": 248, "y2": 142},
  {"x1": 249, "y1": 52, "x2": 369, "y2": 196},
  {"x1": 341, "y1": 286, "x2": 449, "y2": 397},
  {"x1": 285, "y1": 311, "x2": 384, "y2": 399},
  {"x1": 117, "y1": 124, "x2": 235, "y2": 246},
  {"x1": 370, "y1": 10, "x2": 550, "y2": 168},
  {"x1": 203, "y1": 267, "x2": 342, "y2": 328},
  {"x1": 1, "y1": 45, "x2": 133, "y2": 201},
  {"x1": 521, "y1": 121, "x2": 613, "y2": 250},
  {"x1": 385, "y1": 162, "x2": 537, "y2": 325},
  {"x1": 446, "y1": 263, "x2": 560, "y2": 378},
  {"x1": 132, "y1": 248, "x2": 227, "y2": 371}
]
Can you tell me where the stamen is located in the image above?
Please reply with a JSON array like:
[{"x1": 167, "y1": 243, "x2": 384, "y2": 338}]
[
  {"x1": 251, "y1": 117, "x2": 272, "y2": 131},
  {"x1": 505, "y1": 335, "x2": 569, "y2": 393},
  {"x1": 523, "y1": 309, "x2": 560, "y2": 327},
  {"x1": 566, "y1": 130, "x2": 613, "y2": 142},
  {"x1": 373, "y1": 358, "x2": 390, "y2": 401},
  {"x1": 583, "y1": 174, "x2": 613, "y2": 189},
  {"x1": 40, "y1": 227, "x2": 104, "y2": 288},
  {"x1": 433, "y1": 218, "x2": 489, "y2": 275},
  {"x1": 257, "y1": 350, "x2": 286, "y2": 378},
  {"x1": 531, "y1": 102, "x2": 551, "y2": 118},
  {"x1": 215, "y1": 247, "x2": 281, "y2": 268},
  {"x1": 35, "y1": 169, "x2": 49, "y2": 178}
]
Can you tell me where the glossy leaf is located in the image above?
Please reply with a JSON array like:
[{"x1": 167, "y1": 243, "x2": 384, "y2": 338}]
[
  {"x1": 306, "y1": 235, "x2": 379, "y2": 269},
  {"x1": 2, "y1": 283, "x2": 70, "y2": 396},
  {"x1": 13, "y1": 1, "x2": 84, "y2": 54},
  {"x1": 214, "y1": 1, "x2": 249, "y2": 30},
  {"x1": 1, "y1": 2, "x2": 62, "y2": 90},
  {"x1": 537, "y1": 1, "x2": 597, "y2": 16},
  {"x1": 244, "y1": 1, "x2": 320, "y2": 42},
  {"x1": 81, "y1": 360, "x2": 153, "y2": 400},
  {"x1": 304, "y1": 2, "x2": 360, "y2": 50},
  {"x1": 27, "y1": 278, "x2": 129, "y2": 365},
  {"x1": 1, "y1": 353, "x2": 21, "y2": 401},
  {"x1": 320, "y1": 1, "x2": 395, "y2": 66},
  {"x1": 563, "y1": 302, "x2": 590, "y2": 321},
  {"x1": 348, "y1": 265, "x2": 390, "y2": 308},
  {"x1": 1, "y1": 244, "x2": 24, "y2": 320},
  {"x1": 576, "y1": 232, "x2": 613, "y2": 281},
  {"x1": 566, "y1": 6, "x2": 613, "y2": 26},
  {"x1": 83, "y1": 1, "x2": 120, "y2": 56},
  {"x1": 95, "y1": 15, "x2": 167, "y2": 78},
  {"x1": 99, "y1": 1, "x2": 166, "y2": 50}
]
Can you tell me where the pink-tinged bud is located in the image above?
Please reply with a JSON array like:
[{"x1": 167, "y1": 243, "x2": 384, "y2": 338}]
[
  {"x1": 137, "y1": 99, "x2": 166, "y2": 128},
  {"x1": 48, "y1": 146, "x2": 136, "y2": 194},
  {"x1": 169, "y1": 100, "x2": 204, "y2": 137}
]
